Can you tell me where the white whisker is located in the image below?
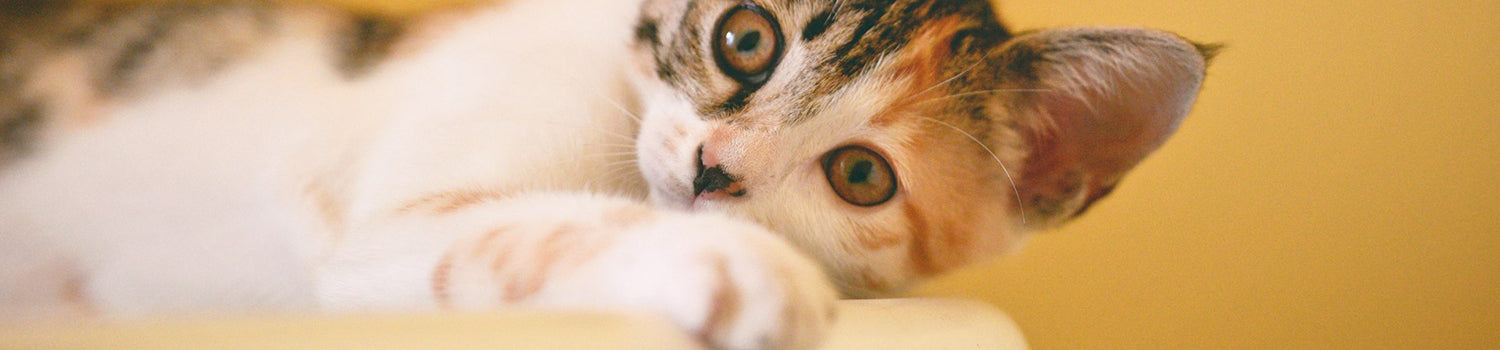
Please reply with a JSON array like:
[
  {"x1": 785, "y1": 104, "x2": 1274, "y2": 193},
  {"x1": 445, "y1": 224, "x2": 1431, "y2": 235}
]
[
  {"x1": 920, "y1": 117, "x2": 1027, "y2": 225},
  {"x1": 520, "y1": 118, "x2": 638, "y2": 144},
  {"x1": 596, "y1": 91, "x2": 644, "y2": 124},
  {"x1": 588, "y1": 160, "x2": 642, "y2": 187},
  {"x1": 913, "y1": 60, "x2": 983, "y2": 99}
]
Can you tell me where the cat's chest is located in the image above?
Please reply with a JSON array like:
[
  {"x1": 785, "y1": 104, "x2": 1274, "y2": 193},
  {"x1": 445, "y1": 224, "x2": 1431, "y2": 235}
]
[
  {"x1": 336, "y1": 0, "x2": 652, "y2": 214},
  {"x1": 1, "y1": 0, "x2": 652, "y2": 241}
]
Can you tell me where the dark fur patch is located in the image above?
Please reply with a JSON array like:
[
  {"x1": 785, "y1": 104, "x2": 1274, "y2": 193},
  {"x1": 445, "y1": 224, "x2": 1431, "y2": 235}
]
[
  {"x1": 831, "y1": 2, "x2": 888, "y2": 76},
  {"x1": 634, "y1": 18, "x2": 660, "y2": 47},
  {"x1": 655, "y1": 59, "x2": 677, "y2": 82},
  {"x1": 647, "y1": 0, "x2": 1015, "y2": 126},
  {"x1": 0, "y1": 103, "x2": 44, "y2": 159},
  {"x1": 1000, "y1": 41, "x2": 1047, "y2": 82},
  {"x1": 339, "y1": 15, "x2": 405, "y2": 78},
  {"x1": 0, "y1": 1, "x2": 74, "y2": 18},
  {"x1": 801, "y1": 10, "x2": 835, "y2": 41},
  {"x1": 712, "y1": 89, "x2": 753, "y2": 115},
  {"x1": 105, "y1": 13, "x2": 173, "y2": 94},
  {"x1": 655, "y1": 1, "x2": 709, "y2": 90},
  {"x1": 84, "y1": 3, "x2": 274, "y2": 97}
]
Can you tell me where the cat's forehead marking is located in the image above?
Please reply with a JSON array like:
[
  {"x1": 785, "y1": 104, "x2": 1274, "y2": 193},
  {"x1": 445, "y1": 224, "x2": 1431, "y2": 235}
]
[
  {"x1": 794, "y1": 0, "x2": 1005, "y2": 124},
  {"x1": 636, "y1": 0, "x2": 1006, "y2": 125}
]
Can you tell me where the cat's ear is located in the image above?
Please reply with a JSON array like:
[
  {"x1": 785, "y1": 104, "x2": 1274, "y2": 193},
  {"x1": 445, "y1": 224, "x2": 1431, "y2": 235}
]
[{"x1": 992, "y1": 28, "x2": 1216, "y2": 229}]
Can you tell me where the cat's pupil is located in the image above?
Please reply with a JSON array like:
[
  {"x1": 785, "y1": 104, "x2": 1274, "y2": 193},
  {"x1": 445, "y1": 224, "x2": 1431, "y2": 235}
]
[
  {"x1": 735, "y1": 31, "x2": 762, "y2": 54},
  {"x1": 848, "y1": 160, "x2": 873, "y2": 184}
]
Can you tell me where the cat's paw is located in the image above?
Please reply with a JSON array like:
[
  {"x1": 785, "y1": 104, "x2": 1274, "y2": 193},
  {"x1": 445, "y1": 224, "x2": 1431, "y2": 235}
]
[{"x1": 539, "y1": 211, "x2": 839, "y2": 350}]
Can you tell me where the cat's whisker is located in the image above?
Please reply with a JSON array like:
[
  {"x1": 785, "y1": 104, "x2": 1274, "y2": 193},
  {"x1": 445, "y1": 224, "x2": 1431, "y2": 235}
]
[
  {"x1": 595, "y1": 92, "x2": 645, "y2": 124},
  {"x1": 592, "y1": 151, "x2": 641, "y2": 158},
  {"x1": 603, "y1": 162, "x2": 640, "y2": 175},
  {"x1": 920, "y1": 117, "x2": 1028, "y2": 225},
  {"x1": 589, "y1": 160, "x2": 642, "y2": 187},
  {"x1": 527, "y1": 54, "x2": 646, "y2": 125},
  {"x1": 912, "y1": 60, "x2": 984, "y2": 99},
  {"x1": 597, "y1": 147, "x2": 639, "y2": 154},
  {"x1": 517, "y1": 118, "x2": 639, "y2": 144},
  {"x1": 592, "y1": 141, "x2": 638, "y2": 149}
]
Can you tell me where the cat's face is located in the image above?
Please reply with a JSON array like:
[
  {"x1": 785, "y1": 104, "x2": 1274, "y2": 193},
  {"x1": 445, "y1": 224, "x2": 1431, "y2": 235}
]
[{"x1": 626, "y1": 0, "x2": 1210, "y2": 296}]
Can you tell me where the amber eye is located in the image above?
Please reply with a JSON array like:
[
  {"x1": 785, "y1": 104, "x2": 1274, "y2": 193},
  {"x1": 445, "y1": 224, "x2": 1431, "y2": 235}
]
[
  {"x1": 712, "y1": 3, "x2": 784, "y2": 86},
  {"x1": 823, "y1": 146, "x2": 898, "y2": 207}
]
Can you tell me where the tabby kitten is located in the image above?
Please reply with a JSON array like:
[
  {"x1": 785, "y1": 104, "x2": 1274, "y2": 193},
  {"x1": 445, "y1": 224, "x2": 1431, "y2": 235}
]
[{"x1": 0, "y1": 0, "x2": 1212, "y2": 349}]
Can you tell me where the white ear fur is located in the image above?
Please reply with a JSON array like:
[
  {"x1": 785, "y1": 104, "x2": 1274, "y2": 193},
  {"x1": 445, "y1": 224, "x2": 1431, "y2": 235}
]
[{"x1": 998, "y1": 27, "x2": 1213, "y2": 228}]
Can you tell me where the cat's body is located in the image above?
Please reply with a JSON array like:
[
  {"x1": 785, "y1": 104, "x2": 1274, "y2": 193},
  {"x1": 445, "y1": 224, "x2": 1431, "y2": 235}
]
[{"x1": 0, "y1": 0, "x2": 1212, "y2": 349}]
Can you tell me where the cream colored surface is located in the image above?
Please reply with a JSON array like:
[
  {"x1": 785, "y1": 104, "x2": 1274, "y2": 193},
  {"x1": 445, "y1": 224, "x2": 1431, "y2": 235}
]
[
  {"x1": 919, "y1": 0, "x2": 1500, "y2": 349},
  {"x1": 0, "y1": 299, "x2": 1026, "y2": 350},
  {"x1": 820, "y1": 299, "x2": 1027, "y2": 350},
  {"x1": 0, "y1": 312, "x2": 701, "y2": 350}
]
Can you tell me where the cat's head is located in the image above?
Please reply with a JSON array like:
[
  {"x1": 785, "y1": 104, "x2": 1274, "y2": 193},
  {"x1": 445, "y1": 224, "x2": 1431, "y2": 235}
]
[{"x1": 627, "y1": 0, "x2": 1212, "y2": 296}]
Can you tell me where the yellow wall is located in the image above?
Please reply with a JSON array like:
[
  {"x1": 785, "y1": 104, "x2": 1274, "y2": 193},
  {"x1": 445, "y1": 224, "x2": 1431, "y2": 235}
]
[{"x1": 917, "y1": 0, "x2": 1500, "y2": 349}]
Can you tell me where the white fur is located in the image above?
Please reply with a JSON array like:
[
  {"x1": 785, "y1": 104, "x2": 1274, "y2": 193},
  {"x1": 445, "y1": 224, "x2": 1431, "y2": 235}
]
[{"x1": 0, "y1": 2, "x2": 844, "y2": 348}]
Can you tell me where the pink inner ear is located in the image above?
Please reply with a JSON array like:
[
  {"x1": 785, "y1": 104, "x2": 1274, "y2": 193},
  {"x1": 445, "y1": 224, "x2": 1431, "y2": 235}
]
[
  {"x1": 1016, "y1": 53, "x2": 1200, "y2": 225},
  {"x1": 1044, "y1": 86, "x2": 1185, "y2": 186}
]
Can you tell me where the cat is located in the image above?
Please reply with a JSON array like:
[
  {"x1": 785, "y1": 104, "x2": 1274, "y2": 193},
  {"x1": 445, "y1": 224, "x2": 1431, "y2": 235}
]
[{"x1": 0, "y1": 0, "x2": 1214, "y2": 349}]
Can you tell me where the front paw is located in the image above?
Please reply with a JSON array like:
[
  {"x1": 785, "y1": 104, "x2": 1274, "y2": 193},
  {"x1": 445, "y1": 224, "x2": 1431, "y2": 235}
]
[{"x1": 539, "y1": 212, "x2": 839, "y2": 350}]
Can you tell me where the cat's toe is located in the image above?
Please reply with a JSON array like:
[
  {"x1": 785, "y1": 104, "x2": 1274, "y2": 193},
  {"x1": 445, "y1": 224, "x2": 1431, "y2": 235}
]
[
  {"x1": 563, "y1": 213, "x2": 838, "y2": 350},
  {"x1": 521, "y1": 210, "x2": 837, "y2": 350},
  {"x1": 693, "y1": 226, "x2": 838, "y2": 350}
]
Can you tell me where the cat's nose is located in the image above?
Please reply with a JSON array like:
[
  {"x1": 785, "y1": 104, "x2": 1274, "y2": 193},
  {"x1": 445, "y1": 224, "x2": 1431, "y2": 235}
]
[{"x1": 693, "y1": 145, "x2": 745, "y2": 198}]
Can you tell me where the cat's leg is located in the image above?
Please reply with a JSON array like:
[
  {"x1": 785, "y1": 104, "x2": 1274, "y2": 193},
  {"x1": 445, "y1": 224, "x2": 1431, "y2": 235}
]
[{"x1": 319, "y1": 192, "x2": 837, "y2": 350}]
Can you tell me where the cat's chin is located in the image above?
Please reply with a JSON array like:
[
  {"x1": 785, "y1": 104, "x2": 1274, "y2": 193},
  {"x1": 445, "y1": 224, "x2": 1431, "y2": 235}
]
[{"x1": 647, "y1": 189, "x2": 735, "y2": 214}]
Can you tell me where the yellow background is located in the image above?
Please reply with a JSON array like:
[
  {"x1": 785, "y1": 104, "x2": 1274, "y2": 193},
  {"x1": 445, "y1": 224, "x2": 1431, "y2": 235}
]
[
  {"x1": 917, "y1": 0, "x2": 1500, "y2": 349},
  {"x1": 126, "y1": 0, "x2": 1500, "y2": 348}
]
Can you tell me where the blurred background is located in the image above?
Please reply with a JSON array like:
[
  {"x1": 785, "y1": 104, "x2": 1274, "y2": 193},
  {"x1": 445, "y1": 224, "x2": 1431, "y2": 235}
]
[
  {"x1": 916, "y1": 0, "x2": 1500, "y2": 349},
  {"x1": 94, "y1": 0, "x2": 1500, "y2": 348}
]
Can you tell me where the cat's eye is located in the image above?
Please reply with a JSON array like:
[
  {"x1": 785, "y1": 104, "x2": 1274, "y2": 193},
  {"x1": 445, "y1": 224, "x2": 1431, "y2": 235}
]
[
  {"x1": 823, "y1": 146, "x2": 898, "y2": 207},
  {"x1": 712, "y1": 3, "x2": 784, "y2": 86}
]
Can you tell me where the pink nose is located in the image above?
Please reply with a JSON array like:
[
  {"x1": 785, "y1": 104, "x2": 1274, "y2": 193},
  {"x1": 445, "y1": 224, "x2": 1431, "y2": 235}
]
[{"x1": 693, "y1": 145, "x2": 745, "y2": 197}]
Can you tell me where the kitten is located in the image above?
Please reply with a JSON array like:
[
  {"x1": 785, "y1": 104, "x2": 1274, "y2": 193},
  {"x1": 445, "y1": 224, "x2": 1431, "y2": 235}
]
[{"x1": 0, "y1": 0, "x2": 1213, "y2": 349}]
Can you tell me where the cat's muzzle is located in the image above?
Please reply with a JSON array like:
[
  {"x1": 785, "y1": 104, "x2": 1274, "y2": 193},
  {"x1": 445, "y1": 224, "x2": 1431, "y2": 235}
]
[{"x1": 693, "y1": 145, "x2": 746, "y2": 198}]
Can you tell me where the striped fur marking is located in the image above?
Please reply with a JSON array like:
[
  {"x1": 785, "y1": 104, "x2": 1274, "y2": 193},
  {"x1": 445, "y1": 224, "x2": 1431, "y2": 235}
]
[
  {"x1": 901, "y1": 201, "x2": 940, "y2": 276},
  {"x1": 697, "y1": 254, "x2": 741, "y2": 343},
  {"x1": 502, "y1": 224, "x2": 579, "y2": 302},
  {"x1": 602, "y1": 204, "x2": 657, "y2": 228},
  {"x1": 396, "y1": 188, "x2": 511, "y2": 215}
]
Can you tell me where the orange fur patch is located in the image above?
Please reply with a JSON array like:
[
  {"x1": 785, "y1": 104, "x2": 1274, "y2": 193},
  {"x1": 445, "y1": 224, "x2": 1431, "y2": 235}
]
[
  {"x1": 59, "y1": 274, "x2": 95, "y2": 315},
  {"x1": 698, "y1": 254, "x2": 741, "y2": 343},
  {"x1": 396, "y1": 188, "x2": 510, "y2": 215},
  {"x1": 857, "y1": 226, "x2": 907, "y2": 250},
  {"x1": 602, "y1": 204, "x2": 656, "y2": 228},
  {"x1": 859, "y1": 267, "x2": 893, "y2": 291},
  {"x1": 434, "y1": 225, "x2": 513, "y2": 307},
  {"x1": 503, "y1": 223, "x2": 577, "y2": 302},
  {"x1": 474, "y1": 226, "x2": 511, "y2": 257},
  {"x1": 871, "y1": 16, "x2": 967, "y2": 127},
  {"x1": 900, "y1": 154, "x2": 984, "y2": 277},
  {"x1": 302, "y1": 180, "x2": 348, "y2": 253},
  {"x1": 431, "y1": 252, "x2": 455, "y2": 307},
  {"x1": 903, "y1": 202, "x2": 940, "y2": 276}
]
